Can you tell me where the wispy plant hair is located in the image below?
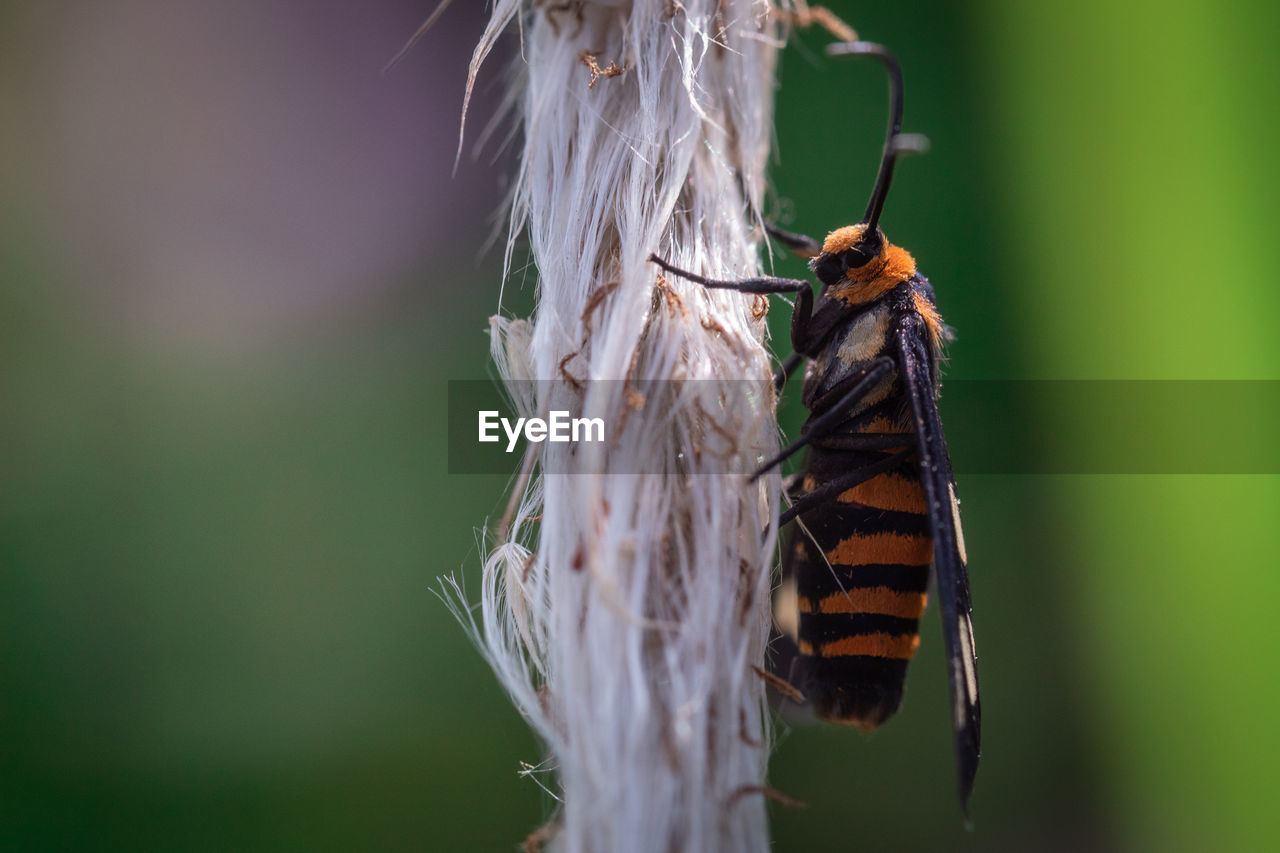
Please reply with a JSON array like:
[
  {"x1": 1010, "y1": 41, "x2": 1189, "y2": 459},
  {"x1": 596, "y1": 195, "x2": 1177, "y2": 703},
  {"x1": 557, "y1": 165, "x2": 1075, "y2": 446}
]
[{"x1": 448, "y1": 2, "x2": 799, "y2": 850}]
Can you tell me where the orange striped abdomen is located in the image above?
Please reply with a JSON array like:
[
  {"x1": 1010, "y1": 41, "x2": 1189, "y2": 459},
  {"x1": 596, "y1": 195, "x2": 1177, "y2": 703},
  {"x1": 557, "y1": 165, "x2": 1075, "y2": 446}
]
[{"x1": 786, "y1": 445, "x2": 932, "y2": 730}]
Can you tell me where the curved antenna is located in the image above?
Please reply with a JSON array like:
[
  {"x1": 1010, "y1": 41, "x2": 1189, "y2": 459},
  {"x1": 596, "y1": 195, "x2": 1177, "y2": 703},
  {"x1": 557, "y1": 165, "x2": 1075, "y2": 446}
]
[{"x1": 826, "y1": 41, "x2": 924, "y2": 232}]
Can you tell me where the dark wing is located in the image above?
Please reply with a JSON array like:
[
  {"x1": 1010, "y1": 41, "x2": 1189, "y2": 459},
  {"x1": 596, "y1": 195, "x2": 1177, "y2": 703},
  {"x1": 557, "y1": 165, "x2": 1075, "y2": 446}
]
[{"x1": 896, "y1": 312, "x2": 982, "y2": 817}]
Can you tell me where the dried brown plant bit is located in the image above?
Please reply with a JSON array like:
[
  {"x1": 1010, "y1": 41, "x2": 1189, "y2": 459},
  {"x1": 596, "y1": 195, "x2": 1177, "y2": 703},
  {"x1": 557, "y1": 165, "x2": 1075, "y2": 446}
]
[
  {"x1": 711, "y1": 0, "x2": 728, "y2": 43},
  {"x1": 773, "y1": 1, "x2": 858, "y2": 43},
  {"x1": 726, "y1": 784, "x2": 809, "y2": 812},
  {"x1": 538, "y1": 0, "x2": 585, "y2": 38},
  {"x1": 698, "y1": 313, "x2": 752, "y2": 361},
  {"x1": 751, "y1": 663, "x2": 805, "y2": 703},
  {"x1": 695, "y1": 397, "x2": 740, "y2": 456},
  {"x1": 654, "y1": 273, "x2": 690, "y2": 319},
  {"x1": 578, "y1": 50, "x2": 626, "y2": 89},
  {"x1": 750, "y1": 293, "x2": 769, "y2": 321},
  {"x1": 612, "y1": 359, "x2": 647, "y2": 441},
  {"x1": 581, "y1": 277, "x2": 620, "y2": 334},
  {"x1": 700, "y1": 314, "x2": 729, "y2": 337},
  {"x1": 620, "y1": 345, "x2": 645, "y2": 414},
  {"x1": 558, "y1": 351, "x2": 585, "y2": 392},
  {"x1": 521, "y1": 818, "x2": 559, "y2": 853}
]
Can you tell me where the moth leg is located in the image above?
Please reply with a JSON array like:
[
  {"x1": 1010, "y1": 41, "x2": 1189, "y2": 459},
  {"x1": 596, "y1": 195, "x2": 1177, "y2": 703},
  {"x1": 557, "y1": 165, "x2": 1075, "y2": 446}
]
[
  {"x1": 655, "y1": 251, "x2": 824, "y2": 397},
  {"x1": 749, "y1": 357, "x2": 895, "y2": 482},
  {"x1": 648, "y1": 254, "x2": 810, "y2": 296},
  {"x1": 766, "y1": 223, "x2": 823, "y2": 259},
  {"x1": 779, "y1": 447, "x2": 913, "y2": 526},
  {"x1": 649, "y1": 252, "x2": 820, "y2": 380}
]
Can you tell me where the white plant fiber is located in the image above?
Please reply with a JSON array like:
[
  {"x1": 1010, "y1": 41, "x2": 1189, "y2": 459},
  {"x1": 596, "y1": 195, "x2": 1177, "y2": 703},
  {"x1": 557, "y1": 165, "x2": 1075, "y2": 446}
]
[{"x1": 454, "y1": 2, "x2": 800, "y2": 850}]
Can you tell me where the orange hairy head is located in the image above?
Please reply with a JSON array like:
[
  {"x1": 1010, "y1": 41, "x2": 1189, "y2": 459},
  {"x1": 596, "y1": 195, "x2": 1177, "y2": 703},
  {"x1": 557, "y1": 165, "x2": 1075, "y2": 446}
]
[
  {"x1": 822, "y1": 224, "x2": 869, "y2": 255},
  {"x1": 810, "y1": 224, "x2": 916, "y2": 306}
]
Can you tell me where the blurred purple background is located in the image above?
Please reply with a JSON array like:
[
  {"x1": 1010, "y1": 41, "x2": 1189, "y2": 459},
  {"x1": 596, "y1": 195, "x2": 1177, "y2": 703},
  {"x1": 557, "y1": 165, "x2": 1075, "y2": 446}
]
[{"x1": 2, "y1": 1, "x2": 504, "y2": 354}]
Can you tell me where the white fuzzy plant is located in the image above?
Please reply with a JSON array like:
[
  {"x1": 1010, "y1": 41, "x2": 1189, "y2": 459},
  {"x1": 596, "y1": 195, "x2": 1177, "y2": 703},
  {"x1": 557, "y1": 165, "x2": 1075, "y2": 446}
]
[{"x1": 441, "y1": 2, "x2": 836, "y2": 850}]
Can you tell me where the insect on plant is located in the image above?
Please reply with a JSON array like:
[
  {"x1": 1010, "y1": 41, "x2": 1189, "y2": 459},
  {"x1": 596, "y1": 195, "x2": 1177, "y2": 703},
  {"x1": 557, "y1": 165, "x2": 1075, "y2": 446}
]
[{"x1": 649, "y1": 41, "x2": 981, "y2": 814}]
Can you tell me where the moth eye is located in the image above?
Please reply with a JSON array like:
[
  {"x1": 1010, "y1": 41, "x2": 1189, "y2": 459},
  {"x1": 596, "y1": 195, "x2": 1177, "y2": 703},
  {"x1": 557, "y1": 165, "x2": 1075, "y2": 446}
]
[{"x1": 842, "y1": 246, "x2": 874, "y2": 270}]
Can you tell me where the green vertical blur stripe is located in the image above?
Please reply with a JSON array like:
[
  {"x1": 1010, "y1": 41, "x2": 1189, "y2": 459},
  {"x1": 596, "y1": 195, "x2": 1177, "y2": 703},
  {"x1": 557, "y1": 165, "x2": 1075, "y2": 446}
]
[
  {"x1": 979, "y1": 0, "x2": 1280, "y2": 850},
  {"x1": 980, "y1": 0, "x2": 1280, "y2": 379}
]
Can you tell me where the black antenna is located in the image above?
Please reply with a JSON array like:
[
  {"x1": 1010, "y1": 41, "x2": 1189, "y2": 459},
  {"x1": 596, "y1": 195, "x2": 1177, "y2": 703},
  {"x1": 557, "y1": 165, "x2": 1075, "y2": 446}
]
[{"x1": 827, "y1": 42, "x2": 926, "y2": 233}]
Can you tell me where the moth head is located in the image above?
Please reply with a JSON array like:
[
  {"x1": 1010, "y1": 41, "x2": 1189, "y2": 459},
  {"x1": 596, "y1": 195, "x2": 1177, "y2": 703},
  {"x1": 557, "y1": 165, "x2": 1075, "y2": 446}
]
[{"x1": 809, "y1": 224, "x2": 886, "y2": 286}]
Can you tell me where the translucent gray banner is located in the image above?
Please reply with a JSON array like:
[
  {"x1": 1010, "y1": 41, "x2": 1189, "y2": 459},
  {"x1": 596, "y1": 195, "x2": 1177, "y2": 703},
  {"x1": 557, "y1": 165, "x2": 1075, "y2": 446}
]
[{"x1": 447, "y1": 380, "x2": 1280, "y2": 475}]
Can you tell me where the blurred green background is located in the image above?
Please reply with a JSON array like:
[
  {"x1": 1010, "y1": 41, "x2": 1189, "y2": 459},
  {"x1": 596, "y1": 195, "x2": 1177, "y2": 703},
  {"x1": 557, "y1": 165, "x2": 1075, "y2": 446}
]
[{"x1": 1, "y1": 1, "x2": 1276, "y2": 850}]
